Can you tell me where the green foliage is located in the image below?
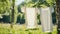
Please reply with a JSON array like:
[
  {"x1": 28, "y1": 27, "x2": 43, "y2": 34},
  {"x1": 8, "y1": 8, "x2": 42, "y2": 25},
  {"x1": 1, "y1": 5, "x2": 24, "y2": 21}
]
[
  {"x1": 0, "y1": 0, "x2": 11, "y2": 14},
  {"x1": 20, "y1": 2, "x2": 26, "y2": 7},
  {"x1": 20, "y1": 0, "x2": 56, "y2": 7},
  {"x1": 26, "y1": 1, "x2": 35, "y2": 7},
  {"x1": 0, "y1": 25, "x2": 57, "y2": 34},
  {"x1": 13, "y1": 7, "x2": 18, "y2": 24}
]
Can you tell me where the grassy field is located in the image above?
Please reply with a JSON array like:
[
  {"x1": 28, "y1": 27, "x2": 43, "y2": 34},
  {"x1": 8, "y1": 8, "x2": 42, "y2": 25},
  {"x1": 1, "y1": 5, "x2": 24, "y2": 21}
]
[{"x1": 0, "y1": 23, "x2": 57, "y2": 34}]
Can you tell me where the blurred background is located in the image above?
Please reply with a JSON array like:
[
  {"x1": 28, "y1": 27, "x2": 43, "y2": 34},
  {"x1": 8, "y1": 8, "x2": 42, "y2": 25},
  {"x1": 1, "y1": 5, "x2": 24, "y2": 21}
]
[
  {"x1": 0, "y1": 0, "x2": 56, "y2": 25},
  {"x1": 0, "y1": 0, "x2": 57, "y2": 34}
]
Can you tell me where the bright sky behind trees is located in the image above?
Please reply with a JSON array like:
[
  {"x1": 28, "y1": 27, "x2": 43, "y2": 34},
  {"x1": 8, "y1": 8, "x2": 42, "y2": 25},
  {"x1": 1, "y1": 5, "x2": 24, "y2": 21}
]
[{"x1": 15, "y1": 0, "x2": 24, "y2": 6}]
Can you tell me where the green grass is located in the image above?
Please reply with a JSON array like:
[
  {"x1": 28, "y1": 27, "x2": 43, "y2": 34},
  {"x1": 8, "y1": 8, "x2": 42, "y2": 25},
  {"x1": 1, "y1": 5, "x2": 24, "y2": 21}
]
[{"x1": 0, "y1": 24, "x2": 57, "y2": 34}]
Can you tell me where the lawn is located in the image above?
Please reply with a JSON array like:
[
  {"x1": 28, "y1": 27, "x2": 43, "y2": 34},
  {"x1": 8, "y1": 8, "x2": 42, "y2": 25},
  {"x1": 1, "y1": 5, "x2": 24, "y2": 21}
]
[{"x1": 0, "y1": 23, "x2": 57, "y2": 34}]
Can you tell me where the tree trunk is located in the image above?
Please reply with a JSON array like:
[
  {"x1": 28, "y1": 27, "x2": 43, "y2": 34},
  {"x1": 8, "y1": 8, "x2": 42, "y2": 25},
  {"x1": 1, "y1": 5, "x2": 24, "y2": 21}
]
[
  {"x1": 11, "y1": 0, "x2": 15, "y2": 28},
  {"x1": 56, "y1": 0, "x2": 60, "y2": 34}
]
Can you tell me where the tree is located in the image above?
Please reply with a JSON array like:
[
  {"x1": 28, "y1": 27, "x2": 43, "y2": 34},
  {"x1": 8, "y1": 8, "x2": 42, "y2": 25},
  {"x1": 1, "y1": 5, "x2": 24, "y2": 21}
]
[
  {"x1": 56, "y1": 0, "x2": 60, "y2": 34},
  {"x1": 21, "y1": 0, "x2": 55, "y2": 7},
  {"x1": 10, "y1": 0, "x2": 18, "y2": 28},
  {"x1": 10, "y1": 0, "x2": 15, "y2": 28},
  {"x1": 0, "y1": 0, "x2": 11, "y2": 18}
]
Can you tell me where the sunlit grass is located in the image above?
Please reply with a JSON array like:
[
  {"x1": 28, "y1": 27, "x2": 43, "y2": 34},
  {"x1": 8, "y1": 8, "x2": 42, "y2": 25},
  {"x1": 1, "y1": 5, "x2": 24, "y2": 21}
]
[{"x1": 0, "y1": 23, "x2": 57, "y2": 34}]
